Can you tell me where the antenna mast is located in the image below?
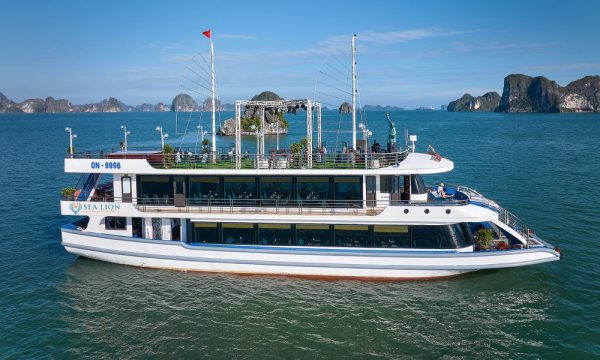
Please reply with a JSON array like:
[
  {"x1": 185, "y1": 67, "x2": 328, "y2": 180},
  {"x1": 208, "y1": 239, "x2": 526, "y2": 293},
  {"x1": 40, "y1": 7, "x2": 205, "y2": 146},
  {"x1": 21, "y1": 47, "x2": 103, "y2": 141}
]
[{"x1": 351, "y1": 34, "x2": 357, "y2": 150}]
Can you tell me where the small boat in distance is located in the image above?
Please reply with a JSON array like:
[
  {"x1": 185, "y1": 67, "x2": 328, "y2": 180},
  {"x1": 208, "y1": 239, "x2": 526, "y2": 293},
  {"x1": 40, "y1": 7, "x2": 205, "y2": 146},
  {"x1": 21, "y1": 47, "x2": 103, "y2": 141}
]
[{"x1": 59, "y1": 35, "x2": 559, "y2": 280}]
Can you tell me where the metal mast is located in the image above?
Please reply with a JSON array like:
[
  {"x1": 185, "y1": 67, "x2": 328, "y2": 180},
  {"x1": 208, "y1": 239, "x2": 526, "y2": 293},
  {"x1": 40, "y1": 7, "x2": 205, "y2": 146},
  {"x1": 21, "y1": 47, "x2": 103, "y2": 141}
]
[
  {"x1": 210, "y1": 32, "x2": 216, "y2": 154},
  {"x1": 351, "y1": 34, "x2": 357, "y2": 150}
]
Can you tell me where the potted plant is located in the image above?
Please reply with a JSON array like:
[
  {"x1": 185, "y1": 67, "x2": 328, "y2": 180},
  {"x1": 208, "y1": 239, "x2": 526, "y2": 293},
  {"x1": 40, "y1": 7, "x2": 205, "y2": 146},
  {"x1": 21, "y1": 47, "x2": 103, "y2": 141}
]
[
  {"x1": 61, "y1": 187, "x2": 77, "y2": 199},
  {"x1": 476, "y1": 228, "x2": 494, "y2": 250}
]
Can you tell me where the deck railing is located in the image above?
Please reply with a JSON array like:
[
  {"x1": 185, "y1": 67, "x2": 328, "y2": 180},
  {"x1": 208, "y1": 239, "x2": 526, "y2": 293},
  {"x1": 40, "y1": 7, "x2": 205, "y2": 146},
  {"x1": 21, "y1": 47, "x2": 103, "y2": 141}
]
[
  {"x1": 61, "y1": 195, "x2": 469, "y2": 215},
  {"x1": 67, "y1": 148, "x2": 409, "y2": 170},
  {"x1": 454, "y1": 185, "x2": 531, "y2": 245}
]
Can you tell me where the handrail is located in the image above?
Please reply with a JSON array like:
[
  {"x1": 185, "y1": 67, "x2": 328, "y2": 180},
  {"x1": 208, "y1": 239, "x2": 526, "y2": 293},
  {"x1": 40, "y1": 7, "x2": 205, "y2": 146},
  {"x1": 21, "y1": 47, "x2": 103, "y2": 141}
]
[
  {"x1": 61, "y1": 195, "x2": 469, "y2": 215},
  {"x1": 67, "y1": 148, "x2": 410, "y2": 170},
  {"x1": 453, "y1": 184, "x2": 531, "y2": 246}
]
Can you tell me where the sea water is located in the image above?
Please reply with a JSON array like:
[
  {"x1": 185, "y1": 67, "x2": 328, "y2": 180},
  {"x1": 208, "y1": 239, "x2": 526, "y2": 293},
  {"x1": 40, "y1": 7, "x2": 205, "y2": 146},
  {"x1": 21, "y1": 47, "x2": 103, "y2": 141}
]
[{"x1": 0, "y1": 111, "x2": 598, "y2": 358}]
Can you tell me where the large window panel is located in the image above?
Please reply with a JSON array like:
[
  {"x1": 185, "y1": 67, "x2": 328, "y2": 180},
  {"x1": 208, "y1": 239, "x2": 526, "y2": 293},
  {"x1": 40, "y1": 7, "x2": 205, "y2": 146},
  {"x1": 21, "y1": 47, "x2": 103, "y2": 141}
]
[
  {"x1": 191, "y1": 223, "x2": 219, "y2": 244},
  {"x1": 296, "y1": 177, "x2": 330, "y2": 206},
  {"x1": 222, "y1": 223, "x2": 255, "y2": 244},
  {"x1": 410, "y1": 175, "x2": 427, "y2": 195},
  {"x1": 260, "y1": 176, "x2": 292, "y2": 205},
  {"x1": 296, "y1": 224, "x2": 331, "y2": 246},
  {"x1": 258, "y1": 224, "x2": 292, "y2": 245},
  {"x1": 139, "y1": 176, "x2": 172, "y2": 204},
  {"x1": 411, "y1": 225, "x2": 455, "y2": 248},
  {"x1": 373, "y1": 225, "x2": 410, "y2": 248},
  {"x1": 223, "y1": 177, "x2": 257, "y2": 206},
  {"x1": 105, "y1": 216, "x2": 127, "y2": 230},
  {"x1": 334, "y1": 225, "x2": 370, "y2": 247},
  {"x1": 188, "y1": 177, "x2": 221, "y2": 205},
  {"x1": 333, "y1": 176, "x2": 362, "y2": 207}
]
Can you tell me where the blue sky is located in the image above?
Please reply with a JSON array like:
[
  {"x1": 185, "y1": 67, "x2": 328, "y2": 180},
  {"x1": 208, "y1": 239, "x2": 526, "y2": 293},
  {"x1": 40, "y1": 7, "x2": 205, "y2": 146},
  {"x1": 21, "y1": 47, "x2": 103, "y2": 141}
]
[{"x1": 1, "y1": 0, "x2": 599, "y2": 108}]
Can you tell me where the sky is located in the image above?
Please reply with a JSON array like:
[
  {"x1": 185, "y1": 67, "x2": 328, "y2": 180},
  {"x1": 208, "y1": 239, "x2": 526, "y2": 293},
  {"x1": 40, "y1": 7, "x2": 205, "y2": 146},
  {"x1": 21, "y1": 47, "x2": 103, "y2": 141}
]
[{"x1": 1, "y1": 0, "x2": 599, "y2": 108}]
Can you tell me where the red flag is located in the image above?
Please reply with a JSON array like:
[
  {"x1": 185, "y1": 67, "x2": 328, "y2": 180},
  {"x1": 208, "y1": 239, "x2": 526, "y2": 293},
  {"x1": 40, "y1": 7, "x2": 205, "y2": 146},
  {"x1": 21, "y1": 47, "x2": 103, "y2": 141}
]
[{"x1": 202, "y1": 29, "x2": 211, "y2": 39}]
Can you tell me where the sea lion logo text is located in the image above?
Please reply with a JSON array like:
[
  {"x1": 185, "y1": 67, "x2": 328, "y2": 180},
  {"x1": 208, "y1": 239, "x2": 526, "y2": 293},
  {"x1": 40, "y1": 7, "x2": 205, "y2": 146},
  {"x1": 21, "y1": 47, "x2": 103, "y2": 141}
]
[{"x1": 68, "y1": 202, "x2": 120, "y2": 214}]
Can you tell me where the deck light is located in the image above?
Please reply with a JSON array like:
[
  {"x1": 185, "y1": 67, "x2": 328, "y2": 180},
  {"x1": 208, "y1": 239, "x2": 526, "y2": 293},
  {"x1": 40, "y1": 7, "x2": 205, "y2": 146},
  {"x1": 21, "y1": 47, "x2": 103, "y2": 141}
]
[
  {"x1": 409, "y1": 135, "x2": 417, "y2": 153},
  {"x1": 156, "y1": 126, "x2": 168, "y2": 151},
  {"x1": 120, "y1": 125, "x2": 131, "y2": 152},
  {"x1": 65, "y1": 127, "x2": 77, "y2": 157}
]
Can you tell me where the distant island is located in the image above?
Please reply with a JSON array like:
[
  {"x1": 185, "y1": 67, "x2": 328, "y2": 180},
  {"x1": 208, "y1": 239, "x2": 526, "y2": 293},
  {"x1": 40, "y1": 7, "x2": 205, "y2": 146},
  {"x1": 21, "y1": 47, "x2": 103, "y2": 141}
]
[
  {"x1": 218, "y1": 91, "x2": 288, "y2": 136},
  {"x1": 0, "y1": 91, "x2": 235, "y2": 114},
  {"x1": 447, "y1": 74, "x2": 600, "y2": 113},
  {"x1": 0, "y1": 90, "x2": 407, "y2": 114}
]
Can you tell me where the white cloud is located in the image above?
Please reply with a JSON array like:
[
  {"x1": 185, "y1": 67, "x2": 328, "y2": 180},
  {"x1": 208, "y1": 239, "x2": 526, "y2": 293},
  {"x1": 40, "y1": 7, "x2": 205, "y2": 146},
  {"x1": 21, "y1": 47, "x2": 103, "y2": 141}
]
[
  {"x1": 217, "y1": 33, "x2": 258, "y2": 40},
  {"x1": 278, "y1": 28, "x2": 476, "y2": 58}
]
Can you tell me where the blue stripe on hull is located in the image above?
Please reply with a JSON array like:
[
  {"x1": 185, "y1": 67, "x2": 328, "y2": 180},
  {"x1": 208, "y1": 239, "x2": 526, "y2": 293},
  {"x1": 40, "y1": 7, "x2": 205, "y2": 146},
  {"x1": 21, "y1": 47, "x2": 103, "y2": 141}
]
[{"x1": 60, "y1": 226, "x2": 560, "y2": 259}]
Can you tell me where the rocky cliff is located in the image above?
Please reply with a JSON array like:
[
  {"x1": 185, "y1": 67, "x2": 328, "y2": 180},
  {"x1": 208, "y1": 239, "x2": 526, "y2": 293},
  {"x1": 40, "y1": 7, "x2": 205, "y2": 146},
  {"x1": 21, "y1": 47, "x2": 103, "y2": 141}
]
[
  {"x1": 0, "y1": 92, "x2": 172, "y2": 113},
  {"x1": 447, "y1": 74, "x2": 600, "y2": 113},
  {"x1": 497, "y1": 74, "x2": 600, "y2": 112},
  {"x1": 339, "y1": 102, "x2": 352, "y2": 114},
  {"x1": 560, "y1": 76, "x2": 600, "y2": 112},
  {"x1": 78, "y1": 97, "x2": 130, "y2": 112},
  {"x1": 0, "y1": 96, "x2": 75, "y2": 113},
  {"x1": 447, "y1": 92, "x2": 500, "y2": 112},
  {"x1": 171, "y1": 93, "x2": 198, "y2": 112},
  {"x1": 218, "y1": 91, "x2": 288, "y2": 136}
]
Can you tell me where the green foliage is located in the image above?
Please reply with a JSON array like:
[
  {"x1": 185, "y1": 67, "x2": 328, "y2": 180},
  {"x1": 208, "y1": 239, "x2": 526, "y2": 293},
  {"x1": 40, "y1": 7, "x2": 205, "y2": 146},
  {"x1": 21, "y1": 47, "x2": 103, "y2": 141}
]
[
  {"x1": 290, "y1": 142, "x2": 303, "y2": 154},
  {"x1": 278, "y1": 112, "x2": 289, "y2": 129},
  {"x1": 250, "y1": 91, "x2": 282, "y2": 101},
  {"x1": 119, "y1": 140, "x2": 125, "y2": 151},
  {"x1": 201, "y1": 138, "x2": 211, "y2": 154},
  {"x1": 67, "y1": 146, "x2": 75, "y2": 154},
  {"x1": 476, "y1": 228, "x2": 494, "y2": 248},
  {"x1": 241, "y1": 117, "x2": 261, "y2": 132},
  {"x1": 62, "y1": 187, "x2": 76, "y2": 197},
  {"x1": 300, "y1": 137, "x2": 308, "y2": 150},
  {"x1": 163, "y1": 143, "x2": 174, "y2": 154}
]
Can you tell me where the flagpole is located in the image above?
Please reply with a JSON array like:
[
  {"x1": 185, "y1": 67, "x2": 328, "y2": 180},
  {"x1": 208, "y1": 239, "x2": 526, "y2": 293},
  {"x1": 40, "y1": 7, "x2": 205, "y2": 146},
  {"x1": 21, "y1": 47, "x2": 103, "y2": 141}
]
[
  {"x1": 210, "y1": 31, "x2": 216, "y2": 155},
  {"x1": 351, "y1": 34, "x2": 357, "y2": 150}
]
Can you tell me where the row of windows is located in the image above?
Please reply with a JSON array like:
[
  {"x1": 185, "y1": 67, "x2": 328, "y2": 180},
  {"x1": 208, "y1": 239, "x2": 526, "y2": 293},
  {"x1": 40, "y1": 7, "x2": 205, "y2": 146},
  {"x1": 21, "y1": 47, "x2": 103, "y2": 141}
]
[
  {"x1": 188, "y1": 222, "x2": 473, "y2": 249},
  {"x1": 139, "y1": 175, "x2": 363, "y2": 206}
]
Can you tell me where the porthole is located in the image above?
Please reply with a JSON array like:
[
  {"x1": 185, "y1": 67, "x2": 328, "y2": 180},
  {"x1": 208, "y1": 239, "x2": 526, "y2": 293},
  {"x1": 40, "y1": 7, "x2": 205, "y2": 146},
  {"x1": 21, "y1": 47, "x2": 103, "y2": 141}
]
[
  {"x1": 424, "y1": 209, "x2": 430, "y2": 214},
  {"x1": 446, "y1": 209, "x2": 451, "y2": 214},
  {"x1": 404, "y1": 209, "x2": 409, "y2": 214}
]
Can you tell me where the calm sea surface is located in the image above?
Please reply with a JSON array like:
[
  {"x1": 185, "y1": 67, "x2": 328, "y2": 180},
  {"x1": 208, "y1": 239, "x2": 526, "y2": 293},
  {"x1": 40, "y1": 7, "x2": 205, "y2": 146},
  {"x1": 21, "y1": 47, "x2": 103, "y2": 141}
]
[{"x1": 0, "y1": 111, "x2": 598, "y2": 358}]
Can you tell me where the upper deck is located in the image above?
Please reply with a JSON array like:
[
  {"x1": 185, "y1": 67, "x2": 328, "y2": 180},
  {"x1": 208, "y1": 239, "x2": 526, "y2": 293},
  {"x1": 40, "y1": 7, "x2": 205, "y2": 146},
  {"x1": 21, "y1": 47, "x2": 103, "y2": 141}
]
[{"x1": 65, "y1": 150, "x2": 454, "y2": 175}]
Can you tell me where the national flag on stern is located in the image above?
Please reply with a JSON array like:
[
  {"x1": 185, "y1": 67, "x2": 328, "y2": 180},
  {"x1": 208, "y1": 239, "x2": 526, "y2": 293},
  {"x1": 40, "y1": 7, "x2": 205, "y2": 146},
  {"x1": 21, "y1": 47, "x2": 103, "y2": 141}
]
[{"x1": 202, "y1": 29, "x2": 211, "y2": 39}]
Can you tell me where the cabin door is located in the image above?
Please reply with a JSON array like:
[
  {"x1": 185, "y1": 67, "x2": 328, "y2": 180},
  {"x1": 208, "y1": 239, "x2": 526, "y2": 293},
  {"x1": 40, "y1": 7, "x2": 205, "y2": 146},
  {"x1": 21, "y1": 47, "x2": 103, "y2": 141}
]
[
  {"x1": 366, "y1": 176, "x2": 376, "y2": 207},
  {"x1": 173, "y1": 176, "x2": 186, "y2": 207},
  {"x1": 121, "y1": 176, "x2": 132, "y2": 203}
]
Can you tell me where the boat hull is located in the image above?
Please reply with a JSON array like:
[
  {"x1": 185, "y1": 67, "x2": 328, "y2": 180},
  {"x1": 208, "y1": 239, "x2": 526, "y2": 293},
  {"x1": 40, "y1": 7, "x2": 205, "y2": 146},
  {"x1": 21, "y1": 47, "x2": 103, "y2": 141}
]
[{"x1": 61, "y1": 228, "x2": 560, "y2": 280}]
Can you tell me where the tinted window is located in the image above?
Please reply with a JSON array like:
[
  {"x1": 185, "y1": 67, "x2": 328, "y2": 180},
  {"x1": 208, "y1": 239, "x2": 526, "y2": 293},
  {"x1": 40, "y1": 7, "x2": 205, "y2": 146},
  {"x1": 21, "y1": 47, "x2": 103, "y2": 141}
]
[
  {"x1": 224, "y1": 177, "x2": 256, "y2": 205},
  {"x1": 333, "y1": 176, "x2": 362, "y2": 207},
  {"x1": 222, "y1": 223, "x2": 255, "y2": 244},
  {"x1": 373, "y1": 225, "x2": 410, "y2": 247},
  {"x1": 191, "y1": 223, "x2": 219, "y2": 244},
  {"x1": 410, "y1": 174, "x2": 427, "y2": 194},
  {"x1": 334, "y1": 225, "x2": 369, "y2": 247},
  {"x1": 258, "y1": 224, "x2": 292, "y2": 245},
  {"x1": 380, "y1": 175, "x2": 391, "y2": 193},
  {"x1": 297, "y1": 177, "x2": 330, "y2": 204},
  {"x1": 105, "y1": 216, "x2": 126, "y2": 230},
  {"x1": 260, "y1": 177, "x2": 292, "y2": 205},
  {"x1": 410, "y1": 225, "x2": 471, "y2": 249},
  {"x1": 296, "y1": 224, "x2": 330, "y2": 246},
  {"x1": 139, "y1": 176, "x2": 172, "y2": 203}
]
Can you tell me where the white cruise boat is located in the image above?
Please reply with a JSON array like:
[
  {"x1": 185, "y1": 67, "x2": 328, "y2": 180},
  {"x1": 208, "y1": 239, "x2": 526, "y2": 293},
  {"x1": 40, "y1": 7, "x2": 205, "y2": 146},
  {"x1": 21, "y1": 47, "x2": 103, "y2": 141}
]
[
  {"x1": 59, "y1": 113, "x2": 560, "y2": 279},
  {"x1": 59, "y1": 36, "x2": 559, "y2": 280}
]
